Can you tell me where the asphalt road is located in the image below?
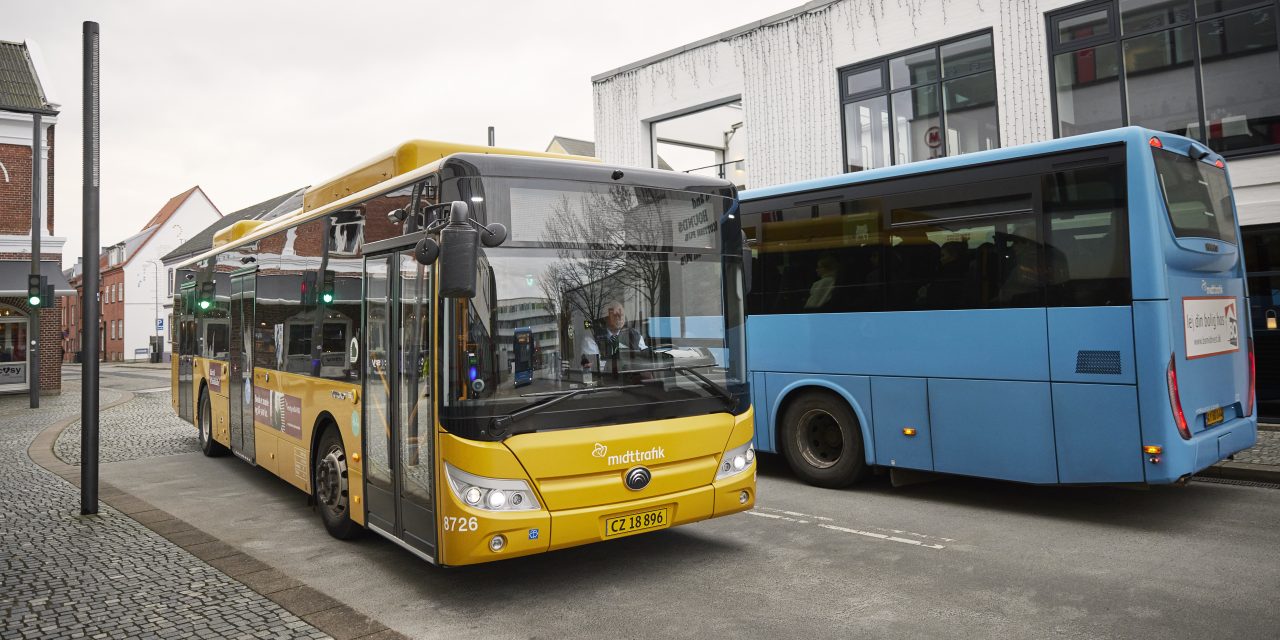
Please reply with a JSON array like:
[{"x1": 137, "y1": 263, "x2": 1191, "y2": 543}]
[{"x1": 102, "y1": 438, "x2": 1280, "y2": 639}]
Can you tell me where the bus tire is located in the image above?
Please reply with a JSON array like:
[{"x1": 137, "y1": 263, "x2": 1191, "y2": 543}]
[
  {"x1": 197, "y1": 389, "x2": 228, "y2": 457},
  {"x1": 780, "y1": 391, "x2": 868, "y2": 488},
  {"x1": 314, "y1": 425, "x2": 360, "y2": 540}
]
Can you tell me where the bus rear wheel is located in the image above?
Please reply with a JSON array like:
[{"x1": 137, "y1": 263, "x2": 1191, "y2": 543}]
[
  {"x1": 781, "y1": 391, "x2": 867, "y2": 488},
  {"x1": 314, "y1": 425, "x2": 360, "y2": 540},
  {"x1": 197, "y1": 390, "x2": 227, "y2": 457}
]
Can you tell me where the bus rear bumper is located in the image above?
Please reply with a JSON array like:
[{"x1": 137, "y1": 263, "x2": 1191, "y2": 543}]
[{"x1": 1150, "y1": 416, "x2": 1257, "y2": 483}]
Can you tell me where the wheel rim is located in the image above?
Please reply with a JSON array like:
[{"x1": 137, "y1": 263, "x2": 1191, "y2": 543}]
[
  {"x1": 198, "y1": 400, "x2": 210, "y2": 447},
  {"x1": 316, "y1": 443, "x2": 349, "y2": 519},
  {"x1": 795, "y1": 408, "x2": 844, "y2": 469}
]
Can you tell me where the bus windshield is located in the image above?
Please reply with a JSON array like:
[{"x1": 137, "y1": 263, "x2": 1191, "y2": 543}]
[
  {"x1": 1152, "y1": 149, "x2": 1237, "y2": 244},
  {"x1": 441, "y1": 179, "x2": 746, "y2": 437}
]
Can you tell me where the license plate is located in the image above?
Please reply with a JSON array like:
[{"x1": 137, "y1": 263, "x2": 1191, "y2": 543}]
[
  {"x1": 604, "y1": 507, "x2": 669, "y2": 538},
  {"x1": 1206, "y1": 406, "x2": 1224, "y2": 427}
]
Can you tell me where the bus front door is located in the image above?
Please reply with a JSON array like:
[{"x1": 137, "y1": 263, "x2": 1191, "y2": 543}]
[
  {"x1": 177, "y1": 282, "x2": 196, "y2": 423},
  {"x1": 228, "y1": 269, "x2": 257, "y2": 462},
  {"x1": 363, "y1": 251, "x2": 437, "y2": 560}
]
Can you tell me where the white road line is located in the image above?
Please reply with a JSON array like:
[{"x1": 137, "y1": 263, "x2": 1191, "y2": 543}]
[
  {"x1": 133, "y1": 386, "x2": 172, "y2": 394},
  {"x1": 748, "y1": 507, "x2": 950, "y2": 550},
  {"x1": 819, "y1": 524, "x2": 946, "y2": 550}
]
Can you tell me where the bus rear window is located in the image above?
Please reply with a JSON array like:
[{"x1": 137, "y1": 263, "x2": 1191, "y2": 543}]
[{"x1": 1152, "y1": 150, "x2": 1237, "y2": 244}]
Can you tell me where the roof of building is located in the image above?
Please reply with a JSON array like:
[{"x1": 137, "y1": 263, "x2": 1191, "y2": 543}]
[
  {"x1": 97, "y1": 186, "x2": 219, "y2": 271},
  {"x1": 547, "y1": 136, "x2": 597, "y2": 157},
  {"x1": 161, "y1": 188, "x2": 304, "y2": 263},
  {"x1": 0, "y1": 40, "x2": 55, "y2": 114}
]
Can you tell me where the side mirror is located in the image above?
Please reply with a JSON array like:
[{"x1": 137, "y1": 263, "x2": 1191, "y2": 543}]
[
  {"x1": 481, "y1": 222, "x2": 508, "y2": 248},
  {"x1": 439, "y1": 201, "x2": 478, "y2": 298}
]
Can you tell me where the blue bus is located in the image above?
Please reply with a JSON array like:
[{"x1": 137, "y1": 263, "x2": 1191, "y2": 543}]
[
  {"x1": 513, "y1": 327, "x2": 534, "y2": 388},
  {"x1": 740, "y1": 127, "x2": 1256, "y2": 487}
]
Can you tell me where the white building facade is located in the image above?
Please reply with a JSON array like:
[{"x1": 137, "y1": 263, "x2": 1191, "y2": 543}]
[
  {"x1": 592, "y1": 0, "x2": 1279, "y2": 224},
  {"x1": 113, "y1": 187, "x2": 221, "y2": 362}
]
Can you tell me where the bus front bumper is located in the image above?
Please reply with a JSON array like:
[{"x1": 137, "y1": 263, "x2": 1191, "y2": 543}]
[{"x1": 442, "y1": 466, "x2": 755, "y2": 566}]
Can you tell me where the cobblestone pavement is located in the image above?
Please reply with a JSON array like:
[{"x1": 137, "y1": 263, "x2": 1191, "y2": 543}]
[
  {"x1": 1234, "y1": 427, "x2": 1280, "y2": 466},
  {"x1": 55, "y1": 390, "x2": 199, "y2": 465},
  {"x1": 0, "y1": 386, "x2": 330, "y2": 640}
]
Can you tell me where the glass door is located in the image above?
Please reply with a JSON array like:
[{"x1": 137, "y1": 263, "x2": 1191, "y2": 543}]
[
  {"x1": 228, "y1": 269, "x2": 257, "y2": 461},
  {"x1": 362, "y1": 250, "x2": 438, "y2": 558}
]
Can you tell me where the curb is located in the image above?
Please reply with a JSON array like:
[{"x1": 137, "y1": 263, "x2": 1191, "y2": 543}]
[
  {"x1": 1198, "y1": 461, "x2": 1280, "y2": 484},
  {"x1": 27, "y1": 389, "x2": 408, "y2": 640}
]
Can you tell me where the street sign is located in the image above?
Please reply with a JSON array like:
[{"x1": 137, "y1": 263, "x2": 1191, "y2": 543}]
[{"x1": 156, "y1": 318, "x2": 165, "y2": 330}]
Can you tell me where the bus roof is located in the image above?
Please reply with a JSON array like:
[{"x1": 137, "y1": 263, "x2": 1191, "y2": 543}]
[
  {"x1": 303, "y1": 140, "x2": 596, "y2": 212},
  {"x1": 739, "y1": 126, "x2": 1199, "y2": 202}
]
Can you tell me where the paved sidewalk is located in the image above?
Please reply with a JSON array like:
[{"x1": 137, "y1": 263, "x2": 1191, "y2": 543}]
[
  {"x1": 1202, "y1": 425, "x2": 1280, "y2": 483},
  {"x1": 0, "y1": 386, "x2": 330, "y2": 640}
]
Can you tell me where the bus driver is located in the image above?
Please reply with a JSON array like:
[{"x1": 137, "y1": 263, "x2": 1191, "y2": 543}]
[{"x1": 580, "y1": 300, "x2": 648, "y2": 375}]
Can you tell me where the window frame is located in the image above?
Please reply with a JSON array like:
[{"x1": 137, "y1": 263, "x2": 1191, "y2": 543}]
[
  {"x1": 1047, "y1": 0, "x2": 1280, "y2": 158},
  {"x1": 838, "y1": 29, "x2": 1001, "y2": 172}
]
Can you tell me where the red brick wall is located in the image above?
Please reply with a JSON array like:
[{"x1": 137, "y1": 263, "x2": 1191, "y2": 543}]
[
  {"x1": 101, "y1": 268, "x2": 125, "y2": 362},
  {"x1": 0, "y1": 126, "x2": 56, "y2": 236},
  {"x1": 0, "y1": 143, "x2": 34, "y2": 235},
  {"x1": 0, "y1": 295, "x2": 63, "y2": 393}
]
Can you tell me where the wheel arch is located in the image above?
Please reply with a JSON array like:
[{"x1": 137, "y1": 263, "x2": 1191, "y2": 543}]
[
  {"x1": 770, "y1": 379, "x2": 875, "y2": 466},
  {"x1": 308, "y1": 410, "x2": 341, "y2": 494}
]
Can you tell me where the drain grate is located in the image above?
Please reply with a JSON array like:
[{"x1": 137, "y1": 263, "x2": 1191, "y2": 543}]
[{"x1": 1193, "y1": 476, "x2": 1280, "y2": 489}]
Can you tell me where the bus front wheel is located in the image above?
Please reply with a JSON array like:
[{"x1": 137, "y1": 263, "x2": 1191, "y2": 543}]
[
  {"x1": 314, "y1": 425, "x2": 360, "y2": 540},
  {"x1": 197, "y1": 390, "x2": 227, "y2": 457},
  {"x1": 781, "y1": 391, "x2": 867, "y2": 488}
]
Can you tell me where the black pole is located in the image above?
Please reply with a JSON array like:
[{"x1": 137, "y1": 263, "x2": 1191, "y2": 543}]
[
  {"x1": 29, "y1": 114, "x2": 42, "y2": 409},
  {"x1": 81, "y1": 21, "x2": 100, "y2": 515}
]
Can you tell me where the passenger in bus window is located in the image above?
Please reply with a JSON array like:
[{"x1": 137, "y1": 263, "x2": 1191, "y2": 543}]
[{"x1": 804, "y1": 254, "x2": 840, "y2": 309}]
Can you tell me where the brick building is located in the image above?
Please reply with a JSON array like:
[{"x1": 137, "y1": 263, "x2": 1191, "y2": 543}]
[{"x1": 0, "y1": 40, "x2": 70, "y2": 394}]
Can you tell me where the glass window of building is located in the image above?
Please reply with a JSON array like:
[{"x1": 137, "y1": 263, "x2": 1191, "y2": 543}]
[
  {"x1": 839, "y1": 31, "x2": 1000, "y2": 172},
  {"x1": 1050, "y1": 0, "x2": 1280, "y2": 155}
]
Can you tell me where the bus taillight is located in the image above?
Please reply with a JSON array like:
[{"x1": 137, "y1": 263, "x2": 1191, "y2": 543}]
[
  {"x1": 1215, "y1": 159, "x2": 1225, "y2": 169},
  {"x1": 1247, "y1": 339, "x2": 1256, "y2": 417},
  {"x1": 1149, "y1": 136, "x2": 1163, "y2": 148},
  {"x1": 1168, "y1": 354, "x2": 1191, "y2": 440}
]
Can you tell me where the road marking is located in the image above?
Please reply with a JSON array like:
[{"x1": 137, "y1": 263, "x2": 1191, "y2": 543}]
[
  {"x1": 749, "y1": 507, "x2": 950, "y2": 550},
  {"x1": 755, "y1": 506, "x2": 954, "y2": 543},
  {"x1": 746, "y1": 511, "x2": 808, "y2": 524},
  {"x1": 134, "y1": 386, "x2": 172, "y2": 394},
  {"x1": 818, "y1": 524, "x2": 946, "y2": 550}
]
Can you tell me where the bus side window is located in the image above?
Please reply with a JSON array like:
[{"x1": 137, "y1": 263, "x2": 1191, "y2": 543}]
[{"x1": 1042, "y1": 165, "x2": 1130, "y2": 307}]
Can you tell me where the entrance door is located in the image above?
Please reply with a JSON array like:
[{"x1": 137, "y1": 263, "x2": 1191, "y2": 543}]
[
  {"x1": 177, "y1": 283, "x2": 196, "y2": 423},
  {"x1": 228, "y1": 269, "x2": 257, "y2": 462},
  {"x1": 363, "y1": 250, "x2": 437, "y2": 559}
]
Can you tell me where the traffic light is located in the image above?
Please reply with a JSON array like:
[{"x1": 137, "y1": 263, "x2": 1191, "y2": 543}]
[
  {"x1": 27, "y1": 274, "x2": 48, "y2": 307},
  {"x1": 319, "y1": 270, "x2": 335, "y2": 305},
  {"x1": 197, "y1": 281, "x2": 214, "y2": 311}
]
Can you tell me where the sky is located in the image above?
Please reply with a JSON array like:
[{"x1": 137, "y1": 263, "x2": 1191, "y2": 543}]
[{"x1": 2, "y1": 0, "x2": 801, "y2": 267}]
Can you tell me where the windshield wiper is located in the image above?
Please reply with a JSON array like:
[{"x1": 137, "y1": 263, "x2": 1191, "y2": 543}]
[
  {"x1": 490, "y1": 384, "x2": 646, "y2": 438},
  {"x1": 621, "y1": 364, "x2": 738, "y2": 409}
]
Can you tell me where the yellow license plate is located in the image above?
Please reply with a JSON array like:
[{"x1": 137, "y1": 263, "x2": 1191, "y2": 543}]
[
  {"x1": 1206, "y1": 407, "x2": 1224, "y2": 427},
  {"x1": 604, "y1": 507, "x2": 670, "y2": 538}
]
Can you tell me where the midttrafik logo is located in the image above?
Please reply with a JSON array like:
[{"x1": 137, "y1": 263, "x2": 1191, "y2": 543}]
[{"x1": 591, "y1": 443, "x2": 666, "y2": 466}]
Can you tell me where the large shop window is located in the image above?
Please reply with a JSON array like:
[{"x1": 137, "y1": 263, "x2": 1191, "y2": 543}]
[
  {"x1": 839, "y1": 31, "x2": 1000, "y2": 172},
  {"x1": 1049, "y1": 0, "x2": 1280, "y2": 155}
]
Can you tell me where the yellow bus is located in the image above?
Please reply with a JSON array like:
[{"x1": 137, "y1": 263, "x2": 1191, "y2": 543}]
[{"x1": 170, "y1": 140, "x2": 755, "y2": 566}]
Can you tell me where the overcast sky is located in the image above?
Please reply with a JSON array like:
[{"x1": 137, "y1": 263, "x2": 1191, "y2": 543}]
[{"x1": 2, "y1": 0, "x2": 799, "y2": 267}]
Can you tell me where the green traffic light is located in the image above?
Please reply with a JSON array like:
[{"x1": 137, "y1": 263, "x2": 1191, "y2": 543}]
[
  {"x1": 29, "y1": 295, "x2": 41, "y2": 307},
  {"x1": 198, "y1": 299, "x2": 212, "y2": 310},
  {"x1": 321, "y1": 292, "x2": 334, "y2": 304}
]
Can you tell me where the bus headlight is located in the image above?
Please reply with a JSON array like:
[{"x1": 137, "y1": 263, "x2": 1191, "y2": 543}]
[
  {"x1": 445, "y1": 462, "x2": 540, "y2": 511},
  {"x1": 716, "y1": 441, "x2": 755, "y2": 480}
]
